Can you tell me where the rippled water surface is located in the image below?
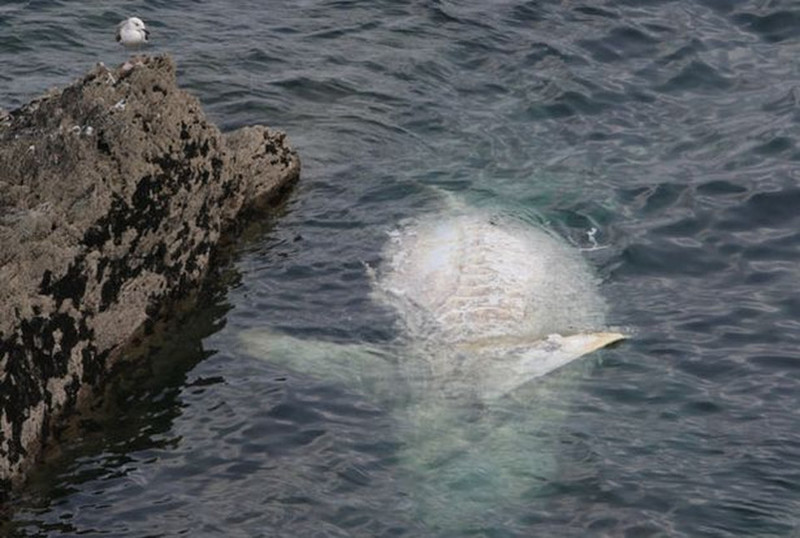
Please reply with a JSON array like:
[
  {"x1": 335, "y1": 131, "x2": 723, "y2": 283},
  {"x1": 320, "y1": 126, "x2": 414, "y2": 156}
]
[{"x1": 3, "y1": 0, "x2": 800, "y2": 536}]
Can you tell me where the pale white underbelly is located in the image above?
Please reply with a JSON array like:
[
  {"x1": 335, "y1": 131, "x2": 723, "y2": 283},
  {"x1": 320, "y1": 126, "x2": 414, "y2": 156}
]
[{"x1": 375, "y1": 212, "x2": 608, "y2": 348}]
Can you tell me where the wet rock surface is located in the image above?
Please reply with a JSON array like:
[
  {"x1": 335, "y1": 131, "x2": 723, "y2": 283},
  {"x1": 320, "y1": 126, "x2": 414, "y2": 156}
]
[{"x1": 0, "y1": 55, "x2": 300, "y2": 495}]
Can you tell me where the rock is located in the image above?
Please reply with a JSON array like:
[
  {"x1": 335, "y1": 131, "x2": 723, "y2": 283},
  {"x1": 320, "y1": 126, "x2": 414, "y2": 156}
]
[{"x1": 0, "y1": 55, "x2": 300, "y2": 496}]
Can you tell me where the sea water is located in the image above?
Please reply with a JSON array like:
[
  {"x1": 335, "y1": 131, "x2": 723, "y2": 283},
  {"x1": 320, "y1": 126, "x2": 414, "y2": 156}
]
[{"x1": 3, "y1": 1, "x2": 800, "y2": 536}]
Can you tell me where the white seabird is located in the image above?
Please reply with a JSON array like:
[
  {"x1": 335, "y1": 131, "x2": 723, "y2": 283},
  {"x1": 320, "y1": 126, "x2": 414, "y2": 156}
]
[{"x1": 116, "y1": 17, "x2": 150, "y2": 48}]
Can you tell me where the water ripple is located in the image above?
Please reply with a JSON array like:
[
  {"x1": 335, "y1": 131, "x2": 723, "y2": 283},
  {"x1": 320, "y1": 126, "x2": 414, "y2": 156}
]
[{"x1": 4, "y1": 0, "x2": 800, "y2": 536}]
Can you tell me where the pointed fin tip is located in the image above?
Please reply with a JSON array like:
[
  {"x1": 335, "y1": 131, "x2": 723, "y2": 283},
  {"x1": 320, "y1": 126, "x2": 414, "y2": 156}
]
[{"x1": 584, "y1": 331, "x2": 626, "y2": 353}]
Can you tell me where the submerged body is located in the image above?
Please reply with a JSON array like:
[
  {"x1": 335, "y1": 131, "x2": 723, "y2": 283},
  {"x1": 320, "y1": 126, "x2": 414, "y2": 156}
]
[
  {"x1": 379, "y1": 213, "x2": 603, "y2": 343},
  {"x1": 243, "y1": 206, "x2": 624, "y2": 533},
  {"x1": 374, "y1": 211, "x2": 623, "y2": 400}
]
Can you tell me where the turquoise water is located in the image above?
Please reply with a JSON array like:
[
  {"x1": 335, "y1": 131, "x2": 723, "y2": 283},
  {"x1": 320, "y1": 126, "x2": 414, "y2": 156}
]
[{"x1": 3, "y1": 1, "x2": 800, "y2": 536}]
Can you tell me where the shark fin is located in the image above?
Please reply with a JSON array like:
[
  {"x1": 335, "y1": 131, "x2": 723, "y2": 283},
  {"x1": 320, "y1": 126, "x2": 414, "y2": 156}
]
[
  {"x1": 477, "y1": 332, "x2": 625, "y2": 400},
  {"x1": 240, "y1": 329, "x2": 395, "y2": 390}
]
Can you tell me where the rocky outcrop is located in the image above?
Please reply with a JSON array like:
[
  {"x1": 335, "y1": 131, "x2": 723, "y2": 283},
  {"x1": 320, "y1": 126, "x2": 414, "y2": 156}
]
[{"x1": 0, "y1": 55, "x2": 300, "y2": 496}]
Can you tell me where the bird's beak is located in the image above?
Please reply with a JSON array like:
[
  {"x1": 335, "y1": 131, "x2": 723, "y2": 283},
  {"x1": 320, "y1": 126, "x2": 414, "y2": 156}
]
[{"x1": 145, "y1": 29, "x2": 151, "y2": 38}]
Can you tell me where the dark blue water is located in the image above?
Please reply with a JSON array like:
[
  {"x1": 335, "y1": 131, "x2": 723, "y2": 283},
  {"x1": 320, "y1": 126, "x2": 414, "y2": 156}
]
[{"x1": 3, "y1": 1, "x2": 800, "y2": 536}]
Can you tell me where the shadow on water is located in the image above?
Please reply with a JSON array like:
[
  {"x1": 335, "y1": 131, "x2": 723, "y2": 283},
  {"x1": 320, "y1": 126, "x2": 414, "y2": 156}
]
[
  {"x1": 1, "y1": 258, "x2": 233, "y2": 536},
  {"x1": 2, "y1": 199, "x2": 424, "y2": 537}
]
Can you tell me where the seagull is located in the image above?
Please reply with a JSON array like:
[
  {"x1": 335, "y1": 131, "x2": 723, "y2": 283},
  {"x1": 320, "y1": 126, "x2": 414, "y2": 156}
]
[{"x1": 116, "y1": 17, "x2": 149, "y2": 48}]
